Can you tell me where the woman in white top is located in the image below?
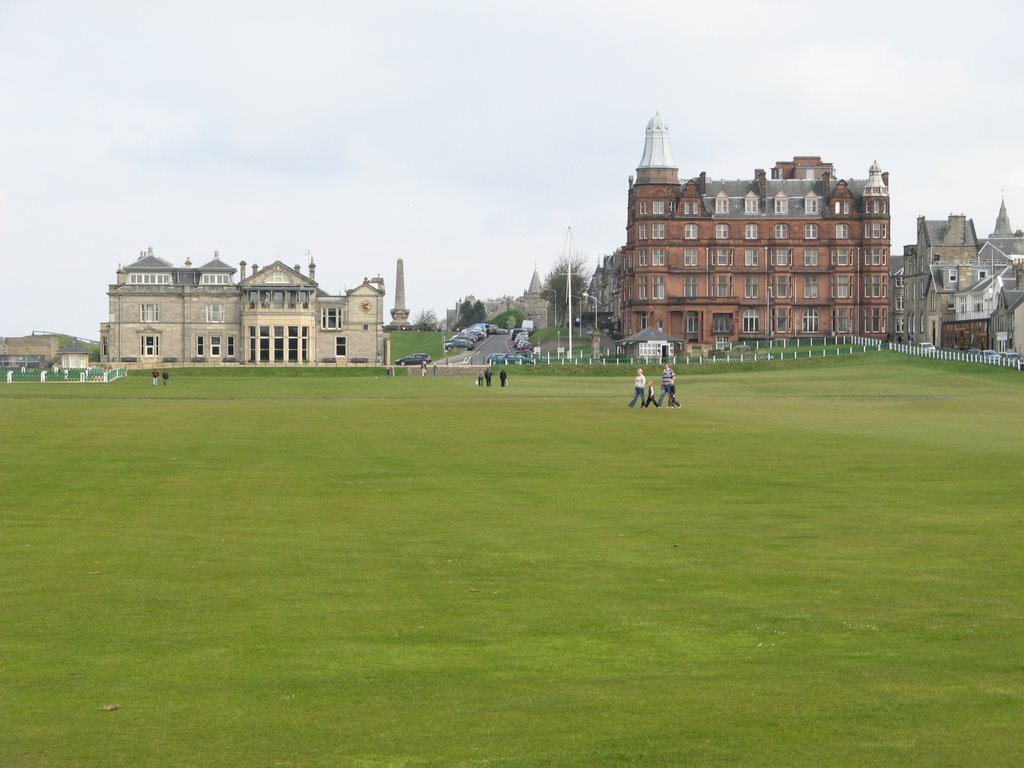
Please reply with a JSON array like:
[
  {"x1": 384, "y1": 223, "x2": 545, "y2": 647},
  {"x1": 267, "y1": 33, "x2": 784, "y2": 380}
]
[{"x1": 628, "y1": 368, "x2": 646, "y2": 407}]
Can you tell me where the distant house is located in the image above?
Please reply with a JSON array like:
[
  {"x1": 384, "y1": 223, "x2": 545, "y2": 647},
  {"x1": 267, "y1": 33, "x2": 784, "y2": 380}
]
[
  {"x1": 617, "y1": 326, "x2": 686, "y2": 358},
  {"x1": 56, "y1": 338, "x2": 92, "y2": 369}
]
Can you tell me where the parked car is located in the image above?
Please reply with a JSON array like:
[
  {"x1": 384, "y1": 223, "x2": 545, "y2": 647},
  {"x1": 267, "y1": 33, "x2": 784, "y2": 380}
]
[
  {"x1": 1001, "y1": 352, "x2": 1021, "y2": 362},
  {"x1": 502, "y1": 353, "x2": 534, "y2": 365},
  {"x1": 394, "y1": 353, "x2": 432, "y2": 366},
  {"x1": 982, "y1": 349, "x2": 1000, "y2": 360},
  {"x1": 966, "y1": 348, "x2": 982, "y2": 355},
  {"x1": 485, "y1": 353, "x2": 507, "y2": 364},
  {"x1": 918, "y1": 342, "x2": 936, "y2": 351},
  {"x1": 443, "y1": 338, "x2": 474, "y2": 350}
]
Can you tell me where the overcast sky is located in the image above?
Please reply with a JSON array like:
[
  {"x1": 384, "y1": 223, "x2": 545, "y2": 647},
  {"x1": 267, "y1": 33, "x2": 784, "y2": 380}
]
[{"x1": 2, "y1": 0, "x2": 1022, "y2": 339}]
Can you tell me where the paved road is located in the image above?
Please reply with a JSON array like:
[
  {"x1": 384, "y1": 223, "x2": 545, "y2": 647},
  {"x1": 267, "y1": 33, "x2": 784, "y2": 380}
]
[{"x1": 444, "y1": 333, "x2": 516, "y2": 365}]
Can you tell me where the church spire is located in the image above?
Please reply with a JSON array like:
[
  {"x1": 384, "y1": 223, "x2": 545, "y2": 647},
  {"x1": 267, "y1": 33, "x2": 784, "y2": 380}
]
[{"x1": 991, "y1": 196, "x2": 1013, "y2": 237}]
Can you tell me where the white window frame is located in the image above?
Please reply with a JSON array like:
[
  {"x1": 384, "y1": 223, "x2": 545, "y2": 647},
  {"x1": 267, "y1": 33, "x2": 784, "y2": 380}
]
[
  {"x1": 652, "y1": 275, "x2": 665, "y2": 299},
  {"x1": 744, "y1": 275, "x2": 759, "y2": 299},
  {"x1": 803, "y1": 276, "x2": 818, "y2": 299},
  {"x1": 743, "y1": 309, "x2": 760, "y2": 333},
  {"x1": 684, "y1": 224, "x2": 698, "y2": 240},
  {"x1": 715, "y1": 224, "x2": 729, "y2": 239},
  {"x1": 745, "y1": 224, "x2": 759, "y2": 240},
  {"x1": 802, "y1": 309, "x2": 820, "y2": 333},
  {"x1": 140, "y1": 304, "x2": 159, "y2": 323},
  {"x1": 805, "y1": 223, "x2": 818, "y2": 240},
  {"x1": 835, "y1": 224, "x2": 849, "y2": 239}
]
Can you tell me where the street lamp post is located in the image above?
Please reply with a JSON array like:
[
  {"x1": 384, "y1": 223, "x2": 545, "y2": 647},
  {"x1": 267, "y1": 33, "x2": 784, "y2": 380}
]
[{"x1": 582, "y1": 291, "x2": 598, "y2": 332}]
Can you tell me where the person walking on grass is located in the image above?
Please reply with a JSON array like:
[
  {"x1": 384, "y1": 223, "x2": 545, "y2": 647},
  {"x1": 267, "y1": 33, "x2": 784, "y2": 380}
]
[
  {"x1": 668, "y1": 379, "x2": 680, "y2": 408},
  {"x1": 162, "y1": 370, "x2": 169, "y2": 386},
  {"x1": 656, "y1": 363, "x2": 675, "y2": 408},
  {"x1": 628, "y1": 368, "x2": 645, "y2": 407},
  {"x1": 641, "y1": 380, "x2": 660, "y2": 408},
  {"x1": 152, "y1": 369, "x2": 159, "y2": 387},
  {"x1": 499, "y1": 368, "x2": 508, "y2": 388}
]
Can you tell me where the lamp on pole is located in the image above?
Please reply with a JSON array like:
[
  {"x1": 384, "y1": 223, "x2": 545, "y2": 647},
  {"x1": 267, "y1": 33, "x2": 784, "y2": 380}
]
[{"x1": 582, "y1": 291, "x2": 598, "y2": 332}]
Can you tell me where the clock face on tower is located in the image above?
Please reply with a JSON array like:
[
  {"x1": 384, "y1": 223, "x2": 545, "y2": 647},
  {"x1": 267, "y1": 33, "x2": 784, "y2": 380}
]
[{"x1": 360, "y1": 300, "x2": 372, "y2": 313}]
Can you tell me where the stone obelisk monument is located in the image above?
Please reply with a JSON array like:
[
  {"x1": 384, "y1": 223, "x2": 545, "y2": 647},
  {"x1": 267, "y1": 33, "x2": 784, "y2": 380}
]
[{"x1": 388, "y1": 258, "x2": 411, "y2": 329}]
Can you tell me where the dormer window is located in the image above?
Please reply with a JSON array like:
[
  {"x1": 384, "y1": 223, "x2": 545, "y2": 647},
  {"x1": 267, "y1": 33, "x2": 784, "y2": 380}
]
[
  {"x1": 805, "y1": 193, "x2": 819, "y2": 214},
  {"x1": 715, "y1": 192, "x2": 729, "y2": 214},
  {"x1": 774, "y1": 193, "x2": 789, "y2": 214},
  {"x1": 201, "y1": 273, "x2": 231, "y2": 285},
  {"x1": 129, "y1": 273, "x2": 171, "y2": 285},
  {"x1": 744, "y1": 193, "x2": 759, "y2": 214}
]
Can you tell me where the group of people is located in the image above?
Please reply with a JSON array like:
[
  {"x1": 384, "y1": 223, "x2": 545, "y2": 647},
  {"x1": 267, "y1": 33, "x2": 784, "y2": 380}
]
[
  {"x1": 629, "y1": 363, "x2": 680, "y2": 409},
  {"x1": 478, "y1": 368, "x2": 508, "y2": 387},
  {"x1": 151, "y1": 369, "x2": 169, "y2": 386}
]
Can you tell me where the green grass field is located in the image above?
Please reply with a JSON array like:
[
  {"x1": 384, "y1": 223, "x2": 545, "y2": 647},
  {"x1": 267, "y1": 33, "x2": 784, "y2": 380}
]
[{"x1": 2, "y1": 356, "x2": 1022, "y2": 767}]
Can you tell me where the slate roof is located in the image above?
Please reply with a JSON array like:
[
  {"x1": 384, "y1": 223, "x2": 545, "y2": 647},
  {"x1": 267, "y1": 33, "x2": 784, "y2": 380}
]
[
  {"x1": 123, "y1": 254, "x2": 173, "y2": 271},
  {"x1": 197, "y1": 256, "x2": 236, "y2": 272},
  {"x1": 56, "y1": 338, "x2": 91, "y2": 354},
  {"x1": 701, "y1": 178, "x2": 833, "y2": 217}
]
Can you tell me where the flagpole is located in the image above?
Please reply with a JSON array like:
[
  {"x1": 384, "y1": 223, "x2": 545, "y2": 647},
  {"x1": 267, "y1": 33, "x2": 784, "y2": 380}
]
[{"x1": 566, "y1": 226, "x2": 573, "y2": 359}]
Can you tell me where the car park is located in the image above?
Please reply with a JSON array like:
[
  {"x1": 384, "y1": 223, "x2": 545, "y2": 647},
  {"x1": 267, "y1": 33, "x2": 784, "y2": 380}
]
[{"x1": 394, "y1": 353, "x2": 432, "y2": 366}]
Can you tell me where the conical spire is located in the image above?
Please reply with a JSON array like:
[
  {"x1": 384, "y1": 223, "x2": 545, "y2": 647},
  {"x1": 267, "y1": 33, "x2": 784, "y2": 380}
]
[
  {"x1": 991, "y1": 197, "x2": 1012, "y2": 237},
  {"x1": 637, "y1": 111, "x2": 676, "y2": 169},
  {"x1": 527, "y1": 267, "x2": 542, "y2": 296}
]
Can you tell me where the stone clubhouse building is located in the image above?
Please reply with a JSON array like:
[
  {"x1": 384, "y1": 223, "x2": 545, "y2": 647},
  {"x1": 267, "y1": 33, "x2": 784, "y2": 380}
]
[{"x1": 100, "y1": 248, "x2": 388, "y2": 366}]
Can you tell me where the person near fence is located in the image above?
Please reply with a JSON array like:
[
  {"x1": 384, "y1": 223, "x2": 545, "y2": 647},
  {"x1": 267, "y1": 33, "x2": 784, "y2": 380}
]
[{"x1": 628, "y1": 368, "x2": 645, "y2": 407}]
